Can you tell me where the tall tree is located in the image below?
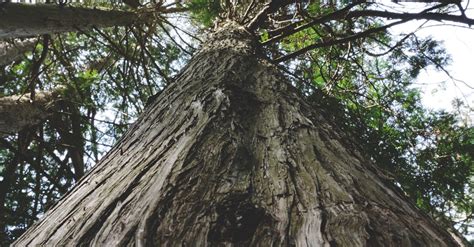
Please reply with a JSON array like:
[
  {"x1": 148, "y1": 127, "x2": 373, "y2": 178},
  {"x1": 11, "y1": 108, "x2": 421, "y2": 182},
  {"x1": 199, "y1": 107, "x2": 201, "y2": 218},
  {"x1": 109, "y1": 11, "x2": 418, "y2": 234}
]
[
  {"x1": 0, "y1": 4, "x2": 145, "y2": 39},
  {"x1": 1, "y1": 0, "x2": 473, "y2": 245},
  {"x1": 12, "y1": 22, "x2": 468, "y2": 246}
]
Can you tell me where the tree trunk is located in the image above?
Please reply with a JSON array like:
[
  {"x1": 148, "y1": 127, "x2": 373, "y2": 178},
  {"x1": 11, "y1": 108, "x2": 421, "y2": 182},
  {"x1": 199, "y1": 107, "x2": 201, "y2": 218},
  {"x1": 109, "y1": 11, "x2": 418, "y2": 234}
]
[
  {"x1": 0, "y1": 89, "x2": 60, "y2": 136},
  {"x1": 0, "y1": 38, "x2": 36, "y2": 66},
  {"x1": 13, "y1": 24, "x2": 464, "y2": 246},
  {"x1": 0, "y1": 130, "x2": 34, "y2": 243},
  {"x1": 0, "y1": 4, "x2": 146, "y2": 39}
]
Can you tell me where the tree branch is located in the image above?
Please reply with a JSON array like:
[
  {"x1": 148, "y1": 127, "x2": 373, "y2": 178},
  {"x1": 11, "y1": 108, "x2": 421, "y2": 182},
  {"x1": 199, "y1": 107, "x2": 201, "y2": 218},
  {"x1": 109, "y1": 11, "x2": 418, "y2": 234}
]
[
  {"x1": 263, "y1": 2, "x2": 362, "y2": 45},
  {"x1": 0, "y1": 89, "x2": 62, "y2": 136},
  {"x1": 0, "y1": 4, "x2": 148, "y2": 40},
  {"x1": 263, "y1": 4, "x2": 474, "y2": 46},
  {"x1": 0, "y1": 38, "x2": 36, "y2": 66},
  {"x1": 246, "y1": 0, "x2": 295, "y2": 31},
  {"x1": 346, "y1": 9, "x2": 474, "y2": 25},
  {"x1": 273, "y1": 20, "x2": 405, "y2": 63}
]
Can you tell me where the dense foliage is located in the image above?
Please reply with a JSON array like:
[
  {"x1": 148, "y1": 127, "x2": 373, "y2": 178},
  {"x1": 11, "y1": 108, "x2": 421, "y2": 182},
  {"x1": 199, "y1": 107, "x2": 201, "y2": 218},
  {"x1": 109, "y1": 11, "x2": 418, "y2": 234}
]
[{"x1": 0, "y1": 0, "x2": 473, "y2": 244}]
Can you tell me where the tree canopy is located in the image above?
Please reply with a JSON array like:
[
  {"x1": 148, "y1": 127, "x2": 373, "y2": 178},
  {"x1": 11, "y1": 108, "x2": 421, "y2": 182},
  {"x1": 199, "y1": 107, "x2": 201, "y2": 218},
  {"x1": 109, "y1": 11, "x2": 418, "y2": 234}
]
[{"x1": 0, "y1": 0, "x2": 473, "y2": 244}]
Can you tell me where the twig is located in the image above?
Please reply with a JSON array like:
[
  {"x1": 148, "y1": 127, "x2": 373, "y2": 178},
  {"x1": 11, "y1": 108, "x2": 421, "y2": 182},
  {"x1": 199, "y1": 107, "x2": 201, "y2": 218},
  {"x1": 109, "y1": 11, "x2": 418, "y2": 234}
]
[
  {"x1": 273, "y1": 20, "x2": 405, "y2": 63},
  {"x1": 241, "y1": 0, "x2": 256, "y2": 24}
]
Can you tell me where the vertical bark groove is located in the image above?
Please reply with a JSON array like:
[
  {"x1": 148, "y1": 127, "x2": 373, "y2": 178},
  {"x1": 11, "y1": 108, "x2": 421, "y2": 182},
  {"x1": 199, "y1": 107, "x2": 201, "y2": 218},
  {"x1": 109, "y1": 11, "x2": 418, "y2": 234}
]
[{"x1": 14, "y1": 24, "x2": 463, "y2": 246}]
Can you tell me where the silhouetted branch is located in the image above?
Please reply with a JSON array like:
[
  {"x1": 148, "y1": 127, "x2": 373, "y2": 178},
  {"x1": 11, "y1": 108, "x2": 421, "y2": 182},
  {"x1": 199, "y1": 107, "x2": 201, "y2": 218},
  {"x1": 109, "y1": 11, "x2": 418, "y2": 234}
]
[{"x1": 273, "y1": 20, "x2": 405, "y2": 63}]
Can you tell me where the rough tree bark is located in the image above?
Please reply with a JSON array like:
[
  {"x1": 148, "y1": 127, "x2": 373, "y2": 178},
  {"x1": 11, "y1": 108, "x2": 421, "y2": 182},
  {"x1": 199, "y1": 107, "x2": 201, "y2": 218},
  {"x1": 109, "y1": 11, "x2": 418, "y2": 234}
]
[
  {"x1": 14, "y1": 24, "x2": 465, "y2": 246},
  {"x1": 0, "y1": 4, "x2": 147, "y2": 40},
  {"x1": 0, "y1": 38, "x2": 36, "y2": 66},
  {"x1": 0, "y1": 89, "x2": 62, "y2": 136}
]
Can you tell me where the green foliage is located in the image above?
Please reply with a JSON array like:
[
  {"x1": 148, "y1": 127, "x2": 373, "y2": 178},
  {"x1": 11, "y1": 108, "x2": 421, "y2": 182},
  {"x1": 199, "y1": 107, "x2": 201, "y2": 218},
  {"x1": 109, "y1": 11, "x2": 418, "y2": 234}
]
[
  {"x1": 0, "y1": 20, "x2": 183, "y2": 244},
  {"x1": 186, "y1": 0, "x2": 222, "y2": 27},
  {"x1": 273, "y1": 0, "x2": 473, "y2": 237},
  {"x1": 292, "y1": 31, "x2": 472, "y2": 241}
]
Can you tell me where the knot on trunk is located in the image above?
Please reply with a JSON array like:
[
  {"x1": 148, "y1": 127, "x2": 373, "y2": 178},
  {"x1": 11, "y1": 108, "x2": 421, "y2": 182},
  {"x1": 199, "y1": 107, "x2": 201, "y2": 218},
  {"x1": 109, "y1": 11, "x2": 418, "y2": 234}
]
[
  {"x1": 208, "y1": 194, "x2": 269, "y2": 245},
  {"x1": 199, "y1": 22, "x2": 257, "y2": 55}
]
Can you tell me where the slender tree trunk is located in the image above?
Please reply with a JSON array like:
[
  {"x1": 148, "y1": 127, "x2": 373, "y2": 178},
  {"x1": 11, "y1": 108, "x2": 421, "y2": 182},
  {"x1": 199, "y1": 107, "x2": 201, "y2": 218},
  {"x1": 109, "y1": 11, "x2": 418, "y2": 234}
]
[
  {"x1": 13, "y1": 24, "x2": 464, "y2": 246},
  {"x1": 69, "y1": 103, "x2": 85, "y2": 179},
  {"x1": 0, "y1": 130, "x2": 34, "y2": 244},
  {"x1": 0, "y1": 4, "x2": 147, "y2": 39},
  {"x1": 0, "y1": 38, "x2": 36, "y2": 66},
  {"x1": 0, "y1": 155, "x2": 20, "y2": 242}
]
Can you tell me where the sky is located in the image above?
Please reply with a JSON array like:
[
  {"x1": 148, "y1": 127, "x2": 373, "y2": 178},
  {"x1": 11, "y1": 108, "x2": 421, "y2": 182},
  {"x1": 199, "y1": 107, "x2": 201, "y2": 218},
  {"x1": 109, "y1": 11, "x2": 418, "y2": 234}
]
[
  {"x1": 7, "y1": 0, "x2": 473, "y2": 123},
  {"x1": 389, "y1": 5, "x2": 474, "y2": 238},
  {"x1": 416, "y1": 25, "x2": 474, "y2": 116},
  {"x1": 389, "y1": 4, "x2": 474, "y2": 124}
]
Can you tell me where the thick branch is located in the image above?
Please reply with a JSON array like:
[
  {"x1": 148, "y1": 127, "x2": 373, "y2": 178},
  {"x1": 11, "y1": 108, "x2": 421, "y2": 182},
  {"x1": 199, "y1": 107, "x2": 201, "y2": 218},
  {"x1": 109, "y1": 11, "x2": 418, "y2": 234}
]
[
  {"x1": 0, "y1": 4, "x2": 150, "y2": 40},
  {"x1": 263, "y1": 2, "x2": 362, "y2": 45},
  {"x1": 346, "y1": 9, "x2": 474, "y2": 25},
  {"x1": 271, "y1": 6, "x2": 474, "y2": 62},
  {"x1": 273, "y1": 20, "x2": 404, "y2": 63},
  {"x1": 0, "y1": 89, "x2": 61, "y2": 136},
  {"x1": 246, "y1": 0, "x2": 295, "y2": 31},
  {"x1": 263, "y1": 6, "x2": 474, "y2": 46},
  {"x1": 0, "y1": 38, "x2": 36, "y2": 66}
]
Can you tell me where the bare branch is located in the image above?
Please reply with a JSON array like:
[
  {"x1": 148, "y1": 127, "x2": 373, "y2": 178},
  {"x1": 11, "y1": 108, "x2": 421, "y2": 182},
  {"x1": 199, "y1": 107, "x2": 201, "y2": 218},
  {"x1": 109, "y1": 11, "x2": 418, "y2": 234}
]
[
  {"x1": 364, "y1": 32, "x2": 415, "y2": 57},
  {"x1": 263, "y1": 2, "x2": 363, "y2": 45},
  {"x1": 346, "y1": 9, "x2": 474, "y2": 25},
  {"x1": 263, "y1": 4, "x2": 474, "y2": 47},
  {"x1": 246, "y1": 0, "x2": 295, "y2": 31},
  {"x1": 273, "y1": 20, "x2": 405, "y2": 63},
  {"x1": 157, "y1": 21, "x2": 193, "y2": 56},
  {"x1": 241, "y1": 0, "x2": 256, "y2": 24}
]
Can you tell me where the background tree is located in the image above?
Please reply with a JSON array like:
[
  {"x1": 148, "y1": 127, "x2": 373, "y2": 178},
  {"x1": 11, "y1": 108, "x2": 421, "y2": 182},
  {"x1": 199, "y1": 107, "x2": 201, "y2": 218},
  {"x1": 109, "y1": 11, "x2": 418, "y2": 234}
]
[{"x1": 0, "y1": 0, "x2": 473, "y2": 245}]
